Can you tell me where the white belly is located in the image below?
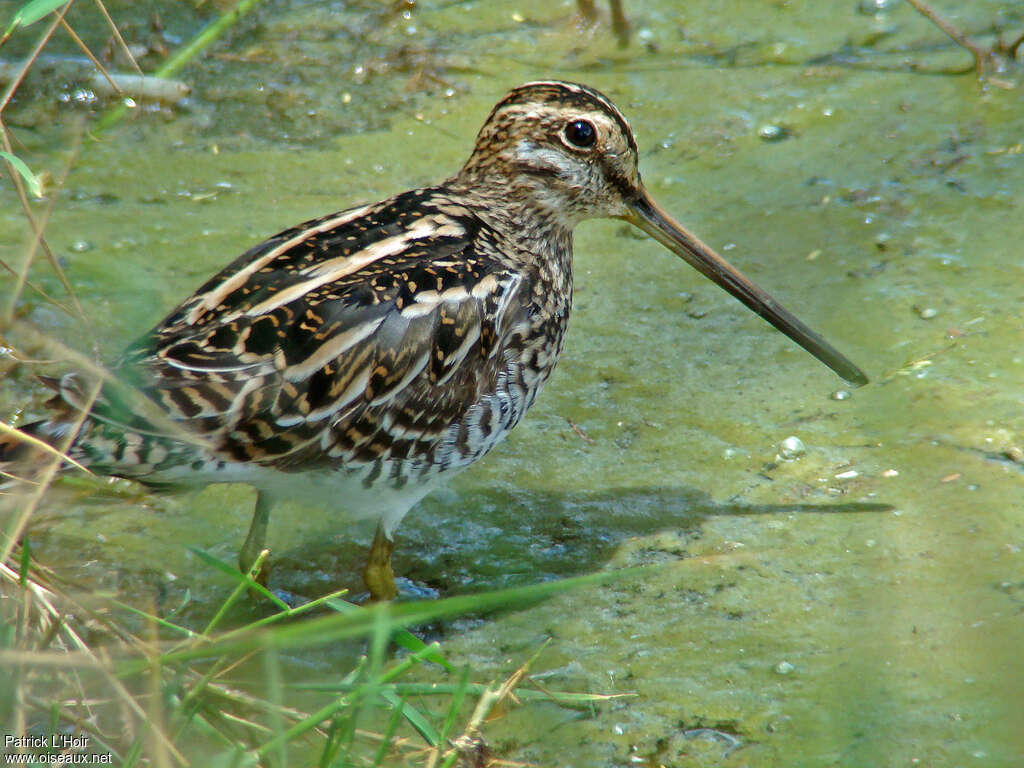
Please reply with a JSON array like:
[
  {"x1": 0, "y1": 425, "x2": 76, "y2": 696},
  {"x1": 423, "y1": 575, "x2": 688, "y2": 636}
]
[{"x1": 149, "y1": 457, "x2": 447, "y2": 537}]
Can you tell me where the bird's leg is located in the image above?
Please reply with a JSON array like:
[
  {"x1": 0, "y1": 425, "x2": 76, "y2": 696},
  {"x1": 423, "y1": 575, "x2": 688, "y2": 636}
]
[
  {"x1": 609, "y1": 0, "x2": 631, "y2": 47},
  {"x1": 239, "y1": 490, "x2": 272, "y2": 583},
  {"x1": 576, "y1": 0, "x2": 630, "y2": 46},
  {"x1": 363, "y1": 523, "x2": 398, "y2": 602}
]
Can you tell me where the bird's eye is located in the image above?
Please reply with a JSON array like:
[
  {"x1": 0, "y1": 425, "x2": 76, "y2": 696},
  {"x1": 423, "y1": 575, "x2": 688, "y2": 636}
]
[{"x1": 564, "y1": 119, "x2": 597, "y2": 149}]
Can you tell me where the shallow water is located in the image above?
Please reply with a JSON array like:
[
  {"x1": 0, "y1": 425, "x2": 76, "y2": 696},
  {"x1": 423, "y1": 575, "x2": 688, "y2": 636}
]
[{"x1": 2, "y1": 0, "x2": 1023, "y2": 765}]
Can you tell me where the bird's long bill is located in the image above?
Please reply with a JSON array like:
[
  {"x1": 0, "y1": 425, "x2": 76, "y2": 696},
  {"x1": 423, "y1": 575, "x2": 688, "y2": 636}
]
[{"x1": 625, "y1": 187, "x2": 868, "y2": 387}]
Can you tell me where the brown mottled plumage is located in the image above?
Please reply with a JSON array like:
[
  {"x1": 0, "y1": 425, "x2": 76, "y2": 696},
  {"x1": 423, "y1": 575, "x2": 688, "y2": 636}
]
[{"x1": 2, "y1": 82, "x2": 866, "y2": 599}]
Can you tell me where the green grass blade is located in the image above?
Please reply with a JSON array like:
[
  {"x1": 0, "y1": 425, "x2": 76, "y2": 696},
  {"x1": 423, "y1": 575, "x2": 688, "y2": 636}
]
[
  {"x1": 188, "y1": 546, "x2": 288, "y2": 613},
  {"x1": 439, "y1": 746, "x2": 462, "y2": 768},
  {"x1": 326, "y1": 597, "x2": 453, "y2": 671},
  {"x1": 200, "y1": 551, "x2": 273, "y2": 635},
  {"x1": 262, "y1": 647, "x2": 286, "y2": 768},
  {"x1": 18, "y1": 540, "x2": 30, "y2": 586},
  {"x1": 368, "y1": 603, "x2": 390, "y2": 680},
  {"x1": 371, "y1": 694, "x2": 409, "y2": 767},
  {"x1": 122, "y1": 736, "x2": 143, "y2": 768},
  {"x1": 252, "y1": 642, "x2": 441, "y2": 758},
  {"x1": 213, "y1": 588, "x2": 349, "y2": 644},
  {"x1": 110, "y1": 599, "x2": 198, "y2": 639},
  {"x1": 295, "y1": 681, "x2": 633, "y2": 709},
  {"x1": 439, "y1": 666, "x2": 471, "y2": 745},
  {"x1": 148, "y1": 567, "x2": 644, "y2": 670},
  {"x1": 0, "y1": 150, "x2": 42, "y2": 197},
  {"x1": 392, "y1": 628, "x2": 453, "y2": 671},
  {"x1": 2, "y1": 0, "x2": 67, "y2": 40},
  {"x1": 379, "y1": 687, "x2": 439, "y2": 746}
]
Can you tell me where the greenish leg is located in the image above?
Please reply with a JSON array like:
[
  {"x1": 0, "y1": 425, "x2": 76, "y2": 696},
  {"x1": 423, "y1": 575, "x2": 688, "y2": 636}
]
[
  {"x1": 363, "y1": 523, "x2": 398, "y2": 602},
  {"x1": 610, "y1": 0, "x2": 631, "y2": 46},
  {"x1": 239, "y1": 490, "x2": 272, "y2": 581}
]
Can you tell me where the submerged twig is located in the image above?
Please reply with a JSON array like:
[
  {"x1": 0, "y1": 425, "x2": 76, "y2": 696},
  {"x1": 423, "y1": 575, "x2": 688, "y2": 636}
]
[
  {"x1": 95, "y1": 0, "x2": 267, "y2": 132},
  {"x1": 0, "y1": 120, "x2": 92, "y2": 332},
  {"x1": 57, "y1": 14, "x2": 121, "y2": 96},
  {"x1": 91, "y1": 0, "x2": 143, "y2": 76},
  {"x1": 904, "y1": 0, "x2": 1018, "y2": 76},
  {"x1": 0, "y1": 6, "x2": 67, "y2": 114},
  {"x1": 89, "y1": 72, "x2": 190, "y2": 102}
]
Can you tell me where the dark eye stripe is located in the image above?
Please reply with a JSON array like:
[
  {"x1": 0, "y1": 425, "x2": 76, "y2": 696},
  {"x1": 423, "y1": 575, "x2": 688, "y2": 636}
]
[{"x1": 564, "y1": 119, "x2": 596, "y2": 149}]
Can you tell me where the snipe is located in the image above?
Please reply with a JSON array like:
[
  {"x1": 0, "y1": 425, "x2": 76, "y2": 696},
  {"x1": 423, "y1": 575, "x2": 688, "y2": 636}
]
[{"x1": 2, "y1": 81, "x2": 867, "y2": 600}]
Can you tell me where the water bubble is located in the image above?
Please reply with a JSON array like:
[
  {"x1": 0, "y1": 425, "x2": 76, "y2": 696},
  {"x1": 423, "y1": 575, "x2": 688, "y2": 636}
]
[
  {"x1": 774, "y1": 661, "x2": 795, "y2": 675},
  {"x1": 758, "y1": 124, "x2": 792, "y2": 142},
  {"x1": 778, "y1": 436, "x2": 806, "y2": 461},
  {"x1": 858, "y1": 0, "x2": 901, "y2": 16}
]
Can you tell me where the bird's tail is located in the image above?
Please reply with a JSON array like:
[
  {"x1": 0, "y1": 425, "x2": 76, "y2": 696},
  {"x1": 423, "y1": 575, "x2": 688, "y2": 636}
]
[
  {"x1": 0, "y1": 376, "x2": 89, "y2": 485},
  {"x1": 2, "y1": 373, "x2": 205, "y2": 488}
]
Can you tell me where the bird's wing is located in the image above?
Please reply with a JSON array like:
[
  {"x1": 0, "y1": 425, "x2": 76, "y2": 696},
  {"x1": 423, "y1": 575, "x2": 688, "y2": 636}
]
[{"x1": 122, "y1": 189, "x2": 527, "y2": 467}]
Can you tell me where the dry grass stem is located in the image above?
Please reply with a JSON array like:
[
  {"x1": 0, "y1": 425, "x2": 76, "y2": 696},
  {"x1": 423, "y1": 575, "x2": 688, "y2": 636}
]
[
  {"x1": 0, "y1": 420, "x2": 93, "y2": 475},
  {"x1": 91, "y1": 0, "x2": 144, "y2": 76}
]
